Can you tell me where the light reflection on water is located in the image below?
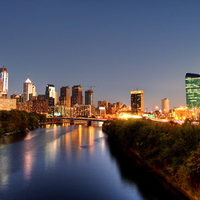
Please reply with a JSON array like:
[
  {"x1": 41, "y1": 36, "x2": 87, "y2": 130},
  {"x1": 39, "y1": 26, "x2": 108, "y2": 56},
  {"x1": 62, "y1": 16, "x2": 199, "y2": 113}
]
[{"x1": 0, "y1": 124, "x2": 187, "y2": 200}]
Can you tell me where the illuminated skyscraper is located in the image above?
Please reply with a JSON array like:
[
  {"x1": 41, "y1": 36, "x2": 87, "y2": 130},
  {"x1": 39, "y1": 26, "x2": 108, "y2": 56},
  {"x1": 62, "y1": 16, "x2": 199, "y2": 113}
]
[
  {"x1": 60, "y1": 86, "x2": 71, "y2": 107},
  {"x1": 0, "y1": 67, "x2": 8, "y2": 97},
  {"x1": 161, "y1": 98, "x2": 169, "y2": 113},
  {"x1": 185, "y1": 73, "x2": 200, "y2": 108},
  {"x1": 71, "y1": 85, "x2": 83, "y2": 107},
  {"x1": 130, "y1": 90, "x2": 144, "y2": 113},
  {"x1": 45, "y1": 84, "x2": 56, "y2": 106},
  {"x1": 85, "y1": 90, "x2": 93, "y2": 105},
  {"x1": 23, "y1": 77, "x2": 36, "y2": 101}
]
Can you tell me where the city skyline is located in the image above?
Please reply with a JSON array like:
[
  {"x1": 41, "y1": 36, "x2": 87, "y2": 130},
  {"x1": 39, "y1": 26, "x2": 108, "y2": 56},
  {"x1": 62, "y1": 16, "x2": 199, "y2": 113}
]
[{"x1": 1, "y1": 1, "x2": 200, "y2": 110}]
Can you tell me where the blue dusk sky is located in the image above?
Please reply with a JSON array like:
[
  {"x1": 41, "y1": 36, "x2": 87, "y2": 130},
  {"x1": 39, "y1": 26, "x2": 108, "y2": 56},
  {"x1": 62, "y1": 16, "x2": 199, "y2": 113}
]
[{"x1": 1, "y1": 0, "x2": 200, "y2": 110}]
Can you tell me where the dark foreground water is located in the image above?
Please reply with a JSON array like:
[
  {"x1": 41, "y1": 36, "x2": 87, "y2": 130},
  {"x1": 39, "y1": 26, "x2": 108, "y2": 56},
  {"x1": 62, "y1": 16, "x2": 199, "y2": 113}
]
[{"x1": 0, "y1": 123, "x2": 187, "y2": 200}]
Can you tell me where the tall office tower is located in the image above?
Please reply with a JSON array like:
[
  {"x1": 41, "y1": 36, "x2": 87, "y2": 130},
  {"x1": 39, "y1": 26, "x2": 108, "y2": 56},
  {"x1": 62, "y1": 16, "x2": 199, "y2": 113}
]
[
  {"x1": 23, "y1": 78, "x2": 36, "y2": 101},
  {"x1": 32, "y1": 84, "x2": 37, "y2": 97},
  {"x1": 185, "y1": 73, "x2": 200, "y2": 108},
  {"x1": 85, "y1": 90, "x2": 93, "y2": 105},
  {"x1": 130, "y1": 90, "x2": 144, "y2": 113},
  {"x1": 71, "y1": 85, "x2": 83, "y2": 107},
  {"x1": 0, "y1": 67, "x2": 8, "y2": 97},
  {"x1": 60, "y1": 86, "x2": 71, "y2": 107},
  {"x1": 45, "y1": 84, "x2": 56, "y2": 106},
  {"x1": 161, "y1": 98, "x2": 170, "y2": 113}
]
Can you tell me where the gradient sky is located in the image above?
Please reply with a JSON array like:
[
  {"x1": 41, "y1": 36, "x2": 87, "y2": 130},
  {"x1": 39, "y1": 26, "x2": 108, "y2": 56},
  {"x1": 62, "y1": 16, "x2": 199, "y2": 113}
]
[{"x1": 1, "y1": 0, "x2": 200, "y2": 110}]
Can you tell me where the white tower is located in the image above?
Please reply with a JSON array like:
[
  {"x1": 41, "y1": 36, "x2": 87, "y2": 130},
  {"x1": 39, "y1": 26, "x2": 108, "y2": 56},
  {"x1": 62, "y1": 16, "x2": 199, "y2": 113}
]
[
  {"x1": 0, "y1": 67, "x2": 8, "y2": 97},
  {"x1": 23, "y1": 77, "x2": 36, "y2": 101},
  {"x1": 161, "y1": 98, "x2": 170, "y2": 113}
]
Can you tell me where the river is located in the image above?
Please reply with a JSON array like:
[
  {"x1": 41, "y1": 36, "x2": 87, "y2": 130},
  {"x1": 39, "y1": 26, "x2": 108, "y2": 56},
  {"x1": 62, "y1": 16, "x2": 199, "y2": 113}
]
[{"x1": 0, "y1": 123, "x2": 188, "y2": 200}]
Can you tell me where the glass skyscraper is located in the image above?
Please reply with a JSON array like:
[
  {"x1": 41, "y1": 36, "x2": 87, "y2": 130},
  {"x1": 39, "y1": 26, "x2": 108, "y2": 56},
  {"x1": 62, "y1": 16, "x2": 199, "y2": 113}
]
[
  {"x1": 85, "y1": 90, "x2": 93, "y2": 105},
  {"x1": 45, "y1": 84, "x2": 56, "y2": 106},
  {"x1": 185, "y1": 73, "x2": 200, "y2": 108}
]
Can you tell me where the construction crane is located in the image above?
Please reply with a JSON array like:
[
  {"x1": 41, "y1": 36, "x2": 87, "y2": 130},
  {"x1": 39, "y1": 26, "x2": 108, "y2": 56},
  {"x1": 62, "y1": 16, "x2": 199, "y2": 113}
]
[{"x1": 87, "y1": 86, "x2": 95, "y2": 90}]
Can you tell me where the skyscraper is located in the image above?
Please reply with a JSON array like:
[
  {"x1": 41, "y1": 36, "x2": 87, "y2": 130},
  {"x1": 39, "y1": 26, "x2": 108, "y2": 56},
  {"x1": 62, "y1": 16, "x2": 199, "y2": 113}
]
[
  {"x1": 45, "y1": 84, "x2": 56, "y2": 106},
  {"x1": 185, "y1": 73, "x2": 200, "y2": 108},
  {"x1": 0, "y1": 67, "x2": 8, "y2": 97},
  {"x1": 23, "y1": 77, "x2": 36, "y2": 101},
  {"x1": 161, "y1": 98, "x2": 170, "y2": 113},
  {"x1": 71, "y1": 85, "x2": 83, "y2": 107},
  {"x1": 85, "y1": 90, "x2": 93, "y2": 105},
  {"x1": 60, "y1": 86, "x2": 71, "y2": 107},
  {"x1": 130, "y1": 90, "x2": 144, "y2": 113}
]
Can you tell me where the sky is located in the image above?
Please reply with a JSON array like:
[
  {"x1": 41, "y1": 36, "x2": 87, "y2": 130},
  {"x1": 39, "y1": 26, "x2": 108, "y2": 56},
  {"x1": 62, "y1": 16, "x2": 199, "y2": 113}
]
[{"x1": 1, "y1": 0, "x2": 200, "y2": 111}]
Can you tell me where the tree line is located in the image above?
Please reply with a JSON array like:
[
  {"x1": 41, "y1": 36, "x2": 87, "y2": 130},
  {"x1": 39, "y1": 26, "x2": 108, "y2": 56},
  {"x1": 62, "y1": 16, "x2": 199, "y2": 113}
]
[
  {"x1": 0, "y1": 110, "x2": 46, "y2": 134},
  {"x1": 103, "y1": 119, "x2": 200, "y2": 199}
]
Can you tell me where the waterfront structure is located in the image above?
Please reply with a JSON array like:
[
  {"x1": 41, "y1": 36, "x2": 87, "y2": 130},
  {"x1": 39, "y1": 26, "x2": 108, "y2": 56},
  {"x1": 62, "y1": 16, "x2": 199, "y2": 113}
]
[
  {"x1": 98, "y1": 100, "x2": 108, "y2": 108},
  {"x1": 98, "y1": 107, "x2": 106, "y2": 116},
  {"x1": 171, "y1": 107, "x2": 200, "y2": 121},
  {"x1": 32, "y1": 99, "x2": 48, "y2": 114},
  {"x1": 59, "y1": 86, "x2": 71, "y2": 107},
  {"x1": 185, "y1": 73, "x2": 200, "y2": 108},
  {"x1": 0, "y1": 98, "x2": 16, "y2": 110},
  {"x1": 85, "y1": 90, "x2": 93, "y2": 105},
  {"x1": 45, "y1": 84, "x2": 56, "y2": 106},
  {"x1": 23, "y1": 78, "x2": 36, "y2": 101},
  {"x1": 74, "y1": 104, "x2": 92, "y2": 117},
  {"x1": 161, "y1": 98, "x2": 170, "y2": 113},
  {"x1": 0, "y1": 67, "x2": 8, "y2": 97},
  {"x1": 130, "y1": 90, "x2": 144, "y2": 113},
  {"x1": 71, "y1": 85, "x2": 83, "y2": 107}
]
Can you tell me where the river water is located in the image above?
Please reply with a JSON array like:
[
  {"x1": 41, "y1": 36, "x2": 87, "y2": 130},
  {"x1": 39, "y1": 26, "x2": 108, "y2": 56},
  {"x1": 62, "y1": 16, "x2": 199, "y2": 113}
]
[{"x1": 0, "y1": 123, "x2": 187, "y2": 200}]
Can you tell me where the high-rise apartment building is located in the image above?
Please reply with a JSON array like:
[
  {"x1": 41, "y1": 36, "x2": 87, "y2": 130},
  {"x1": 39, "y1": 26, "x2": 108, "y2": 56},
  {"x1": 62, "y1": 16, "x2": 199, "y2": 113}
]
[
  {"x1": 60, "y1": 86, "x2": 71, "y2": 107},
  {"x1": 71, "y1": 85, "x2": 83, "y2": 107},
  {"x1": 85, "y1": 90, "x2": 93, "y2": 105},
  {"x1": 185, "y1": 73, "x2": 200, "y2": 108},
  {"x1": 45, "y1": 84, "x2": 56, "y2": 106},
  {"x1": 130, "y1": 90, "x2": 144, "y2": 113},
  {"x1": 161, "y1": 98, "x2": 170, "y2": 113},
  {"x1": 0, "y1": 67, "x2": 8, "y2": 97},
  {"x1": 23, "y1": 78, "x2": 36, "y2": 101}
]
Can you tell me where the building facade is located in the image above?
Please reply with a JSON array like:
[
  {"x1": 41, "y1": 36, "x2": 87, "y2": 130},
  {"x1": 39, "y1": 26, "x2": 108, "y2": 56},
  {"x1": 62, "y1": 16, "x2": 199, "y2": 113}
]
[
  {"x1": 45, "y1": 84, "x2": 56, "y2": 106},
  {"x1": 0, "y1": 98, "x2": 16, "y2": 110},
  {"x1": 23, "y1": 78, "x2": 36, "y2": 101},
  {"x1": 85, "y1": 90, "x2": 93, "y2": 105},
  {"x1": 98, "y1": 100, "x2": 108, "y2": 108},
  {"x1": 59, "y1": 86, "x2": 71, "y2": 107},
  {"x1": 185, "y1": 73, "x2": 200, "y2": 108},
  {"x1": 131, "y1": 90, "x2": 144, "y2": 113},
  {"x1": 0, "y1": 67, "x2": 8, "y2": 97},
  {"x1": 161, "y1": 98, "x2": 170, "y2": 113},
  {"x1": 71, "y1": 85, "x2": 83, "y2": 107}
]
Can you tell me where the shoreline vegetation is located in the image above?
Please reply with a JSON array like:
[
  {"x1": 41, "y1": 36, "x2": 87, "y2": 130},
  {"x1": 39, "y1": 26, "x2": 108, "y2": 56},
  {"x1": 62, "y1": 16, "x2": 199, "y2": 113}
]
[
  {"x1": 0, "y1": 110, "x2": 46, "y2": 136},
  {"x1": 102, "y1": 118, "x2": 200, "y2": 200}
]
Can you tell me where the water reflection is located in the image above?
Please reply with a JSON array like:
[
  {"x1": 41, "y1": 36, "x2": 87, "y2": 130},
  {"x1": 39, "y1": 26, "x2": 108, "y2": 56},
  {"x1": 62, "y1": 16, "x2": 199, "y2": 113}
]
[
  {"x1": 106, "y1": 137, "x2": 189, "y2": 200},
  {"x1": 0, "y1": 124, "x2": 188, "y2": 200},
  {"x1": 24, "y1": 152, "x2": 34, "y2": 181},
  {"x1": 0, "y1": 153, "x2": 9, "y2": 188}
]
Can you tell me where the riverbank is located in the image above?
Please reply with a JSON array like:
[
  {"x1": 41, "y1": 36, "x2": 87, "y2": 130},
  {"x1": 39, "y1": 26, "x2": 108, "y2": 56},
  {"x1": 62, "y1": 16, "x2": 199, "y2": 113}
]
[
  {"x1": 0, "y1": 110, "x2": 46, "y2": 136},
  {"x1": 102, "y1": 119, "x2": 200, "y2": 200}
]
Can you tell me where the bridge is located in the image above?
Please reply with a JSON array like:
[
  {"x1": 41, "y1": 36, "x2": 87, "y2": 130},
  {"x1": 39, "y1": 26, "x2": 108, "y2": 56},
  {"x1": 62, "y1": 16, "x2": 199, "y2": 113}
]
[{"x1": 46, "y1": 117, "x2": 107, "y2": 126}]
